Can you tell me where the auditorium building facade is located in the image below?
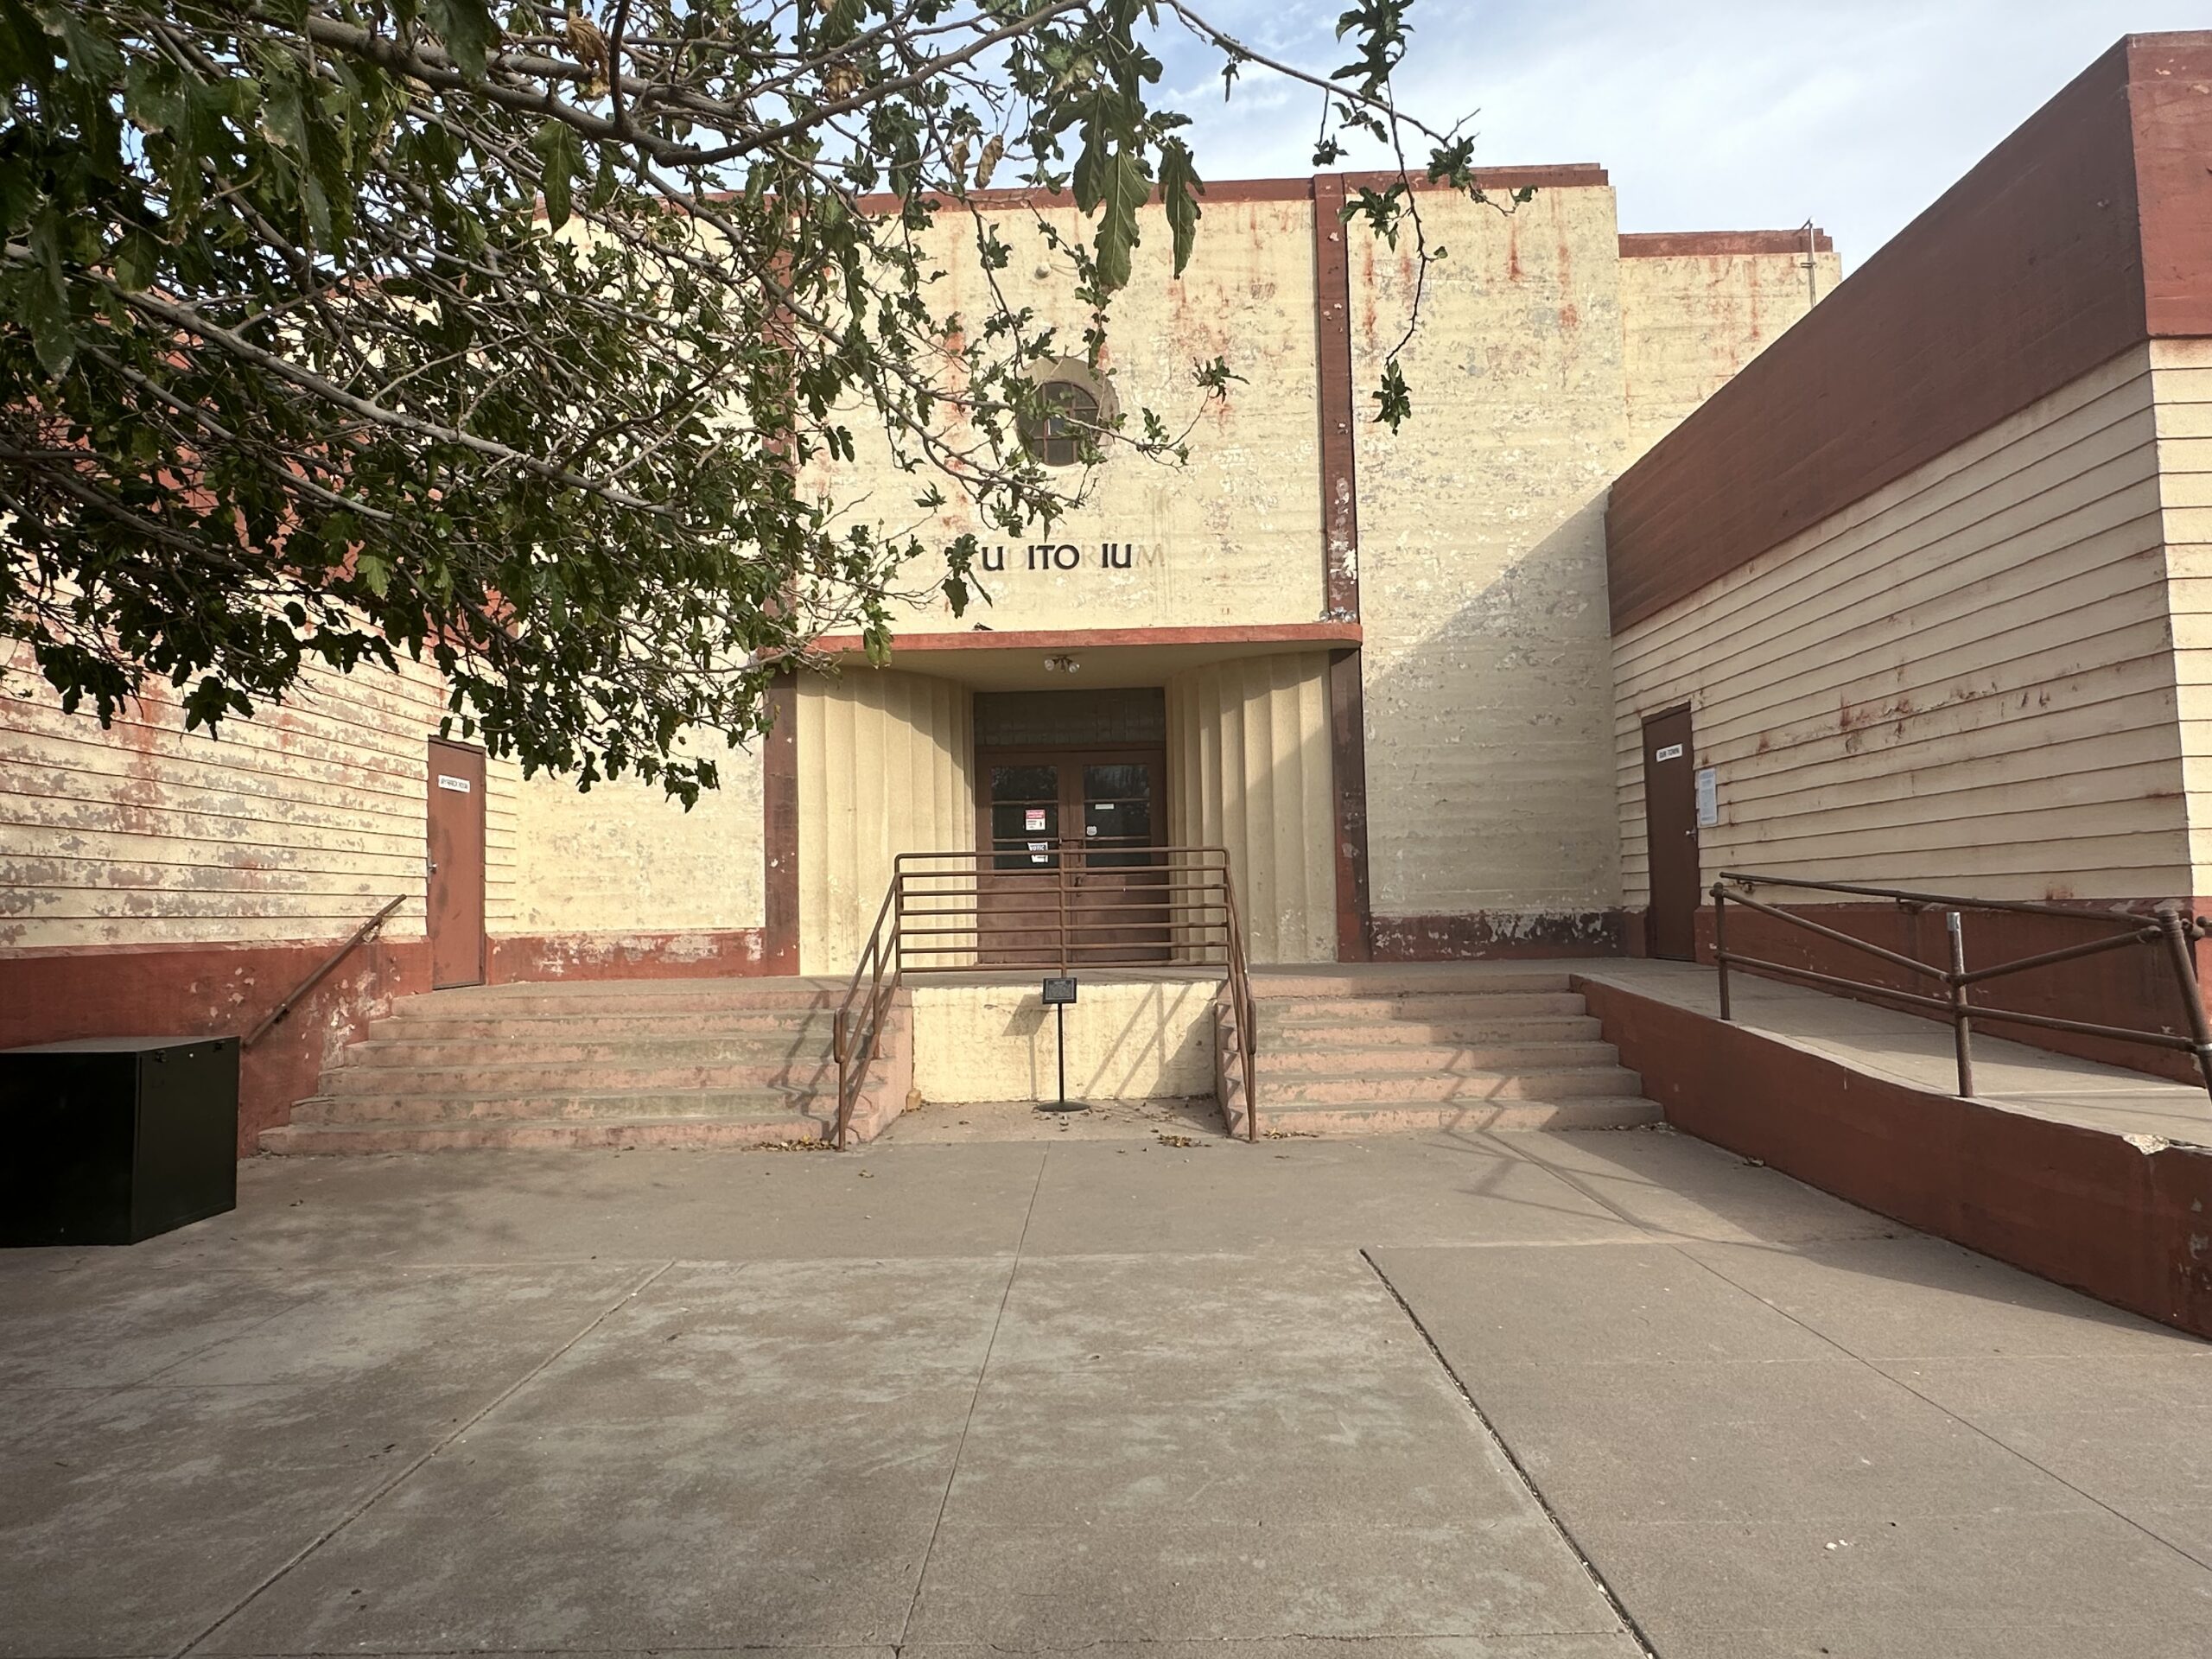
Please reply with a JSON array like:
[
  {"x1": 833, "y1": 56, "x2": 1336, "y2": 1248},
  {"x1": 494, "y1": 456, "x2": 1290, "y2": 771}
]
[{"x1": 3, "y1": 31, "x2": 2208, "y2": 1145}]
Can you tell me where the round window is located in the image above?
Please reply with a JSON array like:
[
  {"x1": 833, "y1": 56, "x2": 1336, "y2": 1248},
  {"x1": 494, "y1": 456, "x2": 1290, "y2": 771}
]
[{"x1": 1019, "y1": 377, "x2": 1102, "y2": 468}]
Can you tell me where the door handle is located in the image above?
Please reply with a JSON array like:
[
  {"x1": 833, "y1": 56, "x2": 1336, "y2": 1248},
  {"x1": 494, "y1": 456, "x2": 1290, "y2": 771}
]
[{"x1": 426, "y1": 856, "x2": 439, "y2": 875}]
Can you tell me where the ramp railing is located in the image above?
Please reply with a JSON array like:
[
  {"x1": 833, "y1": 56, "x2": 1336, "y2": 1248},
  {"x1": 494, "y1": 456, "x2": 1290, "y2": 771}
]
[
  {"x1": 1710, "y1": 873, "x2": 2212, "y2": 1104},
  {"x1": 832, "y1": 842, "x2": 1258, "y2": 1147}
]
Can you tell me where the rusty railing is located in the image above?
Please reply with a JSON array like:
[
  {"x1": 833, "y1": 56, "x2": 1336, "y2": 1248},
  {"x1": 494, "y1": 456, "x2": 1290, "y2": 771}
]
[
  {"x1": 832, "y1": 842, "x2": 1259, "y2": 1147},
  {"x1": 1709, "y1": 872, "x2": 2212, "y2": 1103},
  {"x1": 242, "y1": 894, "x2": 409, "y2": 1050}
]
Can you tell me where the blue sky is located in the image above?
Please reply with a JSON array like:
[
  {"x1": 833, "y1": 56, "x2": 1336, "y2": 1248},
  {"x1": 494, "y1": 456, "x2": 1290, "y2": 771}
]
[{"x1": 1152, "y1": 3, "x2": 2202, "y2": 270}]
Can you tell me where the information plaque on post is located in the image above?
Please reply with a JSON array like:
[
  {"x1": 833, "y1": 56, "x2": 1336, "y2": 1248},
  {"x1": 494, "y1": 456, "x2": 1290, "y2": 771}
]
[{"x1": 1039, "y1": 976, "x2": 1084, "y2": 1113}]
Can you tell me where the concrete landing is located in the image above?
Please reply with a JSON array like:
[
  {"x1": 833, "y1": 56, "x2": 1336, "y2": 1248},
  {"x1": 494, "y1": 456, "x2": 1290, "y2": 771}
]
[
  {"x1": 1575, "y1": 959, "x2": 2212, "y2": 1146},
  {"x1": 5, "y1": 1133, "x2": 2208, "y2": 1659}
]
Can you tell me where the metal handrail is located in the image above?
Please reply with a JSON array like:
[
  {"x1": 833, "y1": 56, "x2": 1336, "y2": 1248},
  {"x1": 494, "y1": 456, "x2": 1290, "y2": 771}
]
[
  {"x1": 1709, "y1": 872, "x2": 2212, "y2": 1104},
  {"x1": 242, "y1": 894, "x2": 408, "y2": 1050},
  {"x1": 831, "y1": 842, "x2": 1260, "y2": 1147}
]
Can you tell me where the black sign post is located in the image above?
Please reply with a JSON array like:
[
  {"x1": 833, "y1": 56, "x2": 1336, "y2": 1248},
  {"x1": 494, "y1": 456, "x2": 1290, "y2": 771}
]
[{"x1": 1039, "y1": 976, "x2": 1084, "y2": 1113}]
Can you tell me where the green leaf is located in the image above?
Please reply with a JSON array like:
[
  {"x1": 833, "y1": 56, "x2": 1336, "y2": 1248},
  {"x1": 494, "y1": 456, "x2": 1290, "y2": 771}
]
[
  {"x1": 21, "y1": 271, "x2": 75, "y2": 377},
  {"x1": 113, "y1": 230, "x2": 161, "y2": 292},
  {"x1": 1088, "y1": 147, "x2": 1149, "y2": 295},
  {"x1": 258, "y1": 72, "x2": 309, "y2": 155},
  {"x1": 124, "y1": 56, "x2": 187, "y2": 133},
  {"x1": 427, "y1": 0, "x2": 496, "y2": 80},
  {"x1": 1158, "y1": 137, "x2": 1202, "y2": 277},
  {"x1": 531, "y1": 118, "x2": 581, "y2": 229}
]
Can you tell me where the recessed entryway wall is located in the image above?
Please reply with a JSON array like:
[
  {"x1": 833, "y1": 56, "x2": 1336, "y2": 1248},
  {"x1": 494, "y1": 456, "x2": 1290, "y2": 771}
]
[{"x1": 909, "y1": 973, "x2": 1218, "y2": 1104}]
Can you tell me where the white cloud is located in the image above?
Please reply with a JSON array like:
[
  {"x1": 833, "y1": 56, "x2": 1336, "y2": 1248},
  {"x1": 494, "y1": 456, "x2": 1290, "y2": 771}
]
[{"x1": 1154, "y1": 2, "x2": 2204, "y2": 268}]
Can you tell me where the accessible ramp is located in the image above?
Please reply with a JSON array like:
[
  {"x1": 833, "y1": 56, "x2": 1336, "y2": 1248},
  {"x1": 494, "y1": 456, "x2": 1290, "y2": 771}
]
[{"x1": 1573, "y1": 959, "x2": 2212, "y2": 1340}]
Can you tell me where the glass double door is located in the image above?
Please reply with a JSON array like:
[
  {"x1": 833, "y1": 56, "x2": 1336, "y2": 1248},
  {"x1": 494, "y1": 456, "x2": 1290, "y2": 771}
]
[{"x1": 978, "y1": 748, "x2": 1168, "y2": 964}]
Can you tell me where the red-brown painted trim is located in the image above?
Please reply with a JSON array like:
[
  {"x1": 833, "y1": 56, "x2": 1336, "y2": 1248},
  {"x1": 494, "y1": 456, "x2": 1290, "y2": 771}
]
[
  {"x1": 1371, "y1": 910, "x2": 1626, "y2": 959},
  {"x1": 2131, "y1": 32, "x2": 2212, "y2": 337},
  {"x1": 488, "y1": 930, "x2": 769, "y2": 983},
  {"x1": 1618, "y1": 229, "x2": 1833, "y2": 258},
  {"x1": 818, "y1": 621, "x2": 1363, "y2": 656},
  {"x1": 1687, "y1": 897, "x2": 2212, "y2": 1086},
  {"x1": 0, "y1": 936, "x2": 430, "y2": 1157},
  {"x1": 1326, "y1": 649, "x2": 1373, "y2": 962},
  {"x1": 849, "y1": 176, "x2": 1316, "y2": 217},
  {"x1": 1313, "y1": 175, "x2": 1362, "y2": 622},
  {"x1": 848, "y1": 168, "x2": 1604, "y2": 220},
  {"x1": 1605, "y1": 34, "x2": 2197, "y2": 634},
  {"x1": 762, "y1": 674, "x2": 801, "y2": 975},
  {"x1": 1340, "y1": 164, "x2": 1610, "y2": 193},
  {"x1": 1575, "y1": 973, "x2": 2212, "y2": 1340}
]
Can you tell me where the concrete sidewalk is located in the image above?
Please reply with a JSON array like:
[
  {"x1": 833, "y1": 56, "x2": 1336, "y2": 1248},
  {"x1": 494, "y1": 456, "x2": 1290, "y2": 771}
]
[{"x1": 3, "y1": 1129, "x2": 2208, "y2": 1659}]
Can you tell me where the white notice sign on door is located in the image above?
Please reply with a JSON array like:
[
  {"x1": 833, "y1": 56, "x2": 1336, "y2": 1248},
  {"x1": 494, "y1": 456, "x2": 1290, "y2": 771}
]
[
  {"x1": 436, "y1": 774, "x2": 472, "y2": 792},
  {"x1": 1654, "y1": 743, "x2": 1685, "y2": 763}
]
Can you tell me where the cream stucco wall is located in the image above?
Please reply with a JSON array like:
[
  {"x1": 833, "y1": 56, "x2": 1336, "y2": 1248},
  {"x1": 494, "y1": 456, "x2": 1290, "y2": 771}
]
[
  {"x1": 1619, "y1": 246, "x2": 1843, "y2": 457},
  {"x1": 798, "y1": 668, "x2": 974, "y2": 973},
  {"x1": 0, "y1": 648, "x2": 460, "y2": 949},
  {"x1": 509, "y1": 747, "x2": 766, "y2": 936},
  {"x1": 1353, "y1": 184, "x2": 1629, "y2": 929},
  {"x1": 910, "y1": 976, "x2": 1216, "y2": 1102},
  {"x1": 1164, "y1": 652, "x2": 1336, "y2": 963},
  {"x1": 815, "y1": 194, "x2": 1326, "y2": 634},
  {"x1": 1614, "y1": 344, "x2": 2189, "y2": 904}
]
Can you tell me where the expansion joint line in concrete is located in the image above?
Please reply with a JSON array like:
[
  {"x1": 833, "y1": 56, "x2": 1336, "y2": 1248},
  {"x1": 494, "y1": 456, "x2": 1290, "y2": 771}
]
[
  {"x1": 1677, "y1": 1247, "x2": 2212, "y2": 1579},
  {"x1": 893, "y1": 1146, "x2": 1052, "y2": 1653},
  {"x1": 165, "y1": 1258, "x2": 680, "y2": 1659},
  {"x1": 1358, "y1": 1249, "x2": 1660, "y2": 1659}
]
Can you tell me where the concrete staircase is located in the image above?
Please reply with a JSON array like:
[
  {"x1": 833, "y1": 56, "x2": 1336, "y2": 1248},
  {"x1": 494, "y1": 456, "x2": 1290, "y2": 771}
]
[
  {"x1": 259, "y1": 978, "x2": 909, "y2": 1154},
  {"x1": 1229, "y1": 966, "x2": 1659, "y2": 1137}
]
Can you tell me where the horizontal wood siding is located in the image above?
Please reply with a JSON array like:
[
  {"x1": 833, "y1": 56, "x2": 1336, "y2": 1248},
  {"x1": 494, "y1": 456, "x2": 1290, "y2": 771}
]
[
  {"x1": 1, "y1": 649, "x2": 456, "y2": 947},
  {"x1": 2153, "y1": 339, "x2": 2212, "y2": 887},
  {"x1": 1614, "y1": 346, "x2": 2190, "y2": 906}
]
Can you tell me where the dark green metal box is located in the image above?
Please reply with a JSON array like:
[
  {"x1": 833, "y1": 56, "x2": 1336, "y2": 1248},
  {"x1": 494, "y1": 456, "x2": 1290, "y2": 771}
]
[{"x1": 0, "y1": 1037, "x2": 238, "y2": 1246}]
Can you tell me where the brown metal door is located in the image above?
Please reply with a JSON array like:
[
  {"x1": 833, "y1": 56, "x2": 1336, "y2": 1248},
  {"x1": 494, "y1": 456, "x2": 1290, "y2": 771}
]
[
  {"x1": 1642, "y1": 707, "x2": 1700, "y2": 962},
  {"x1": 976, "y1": 748, "x2": 1167, "y2": 965},
  {"x1": 977, "y1": 758, "x2": 1065, "y2": 967},
  {"x1": 426, "y1": 739, "x2": 486, "y2": 988},
  {"x1": 1071, "y1": 755, "x2": 1169, "y2": 963}
]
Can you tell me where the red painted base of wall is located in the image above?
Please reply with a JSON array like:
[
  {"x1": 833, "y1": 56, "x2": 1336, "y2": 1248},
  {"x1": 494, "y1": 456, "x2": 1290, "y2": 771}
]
[
  {"x1": 1696, "y1": 899, "x2": 2210, "y2": 1086},
  {"x1": 1371, "y1": 910, "x2": 1625, "y2": 960},
  {"x1": 0, "y1": 938, "x2": 431, "y2": 1158},
  {"x1": 1575, "y1": 975, "x2": 2212, "y2": 1340},
  {"x1": 3, "y1": 927, "x2": 781, "y2": 1156},
  {"x1": 488, "y1": 929, "x2": 769, "y2": 982}
]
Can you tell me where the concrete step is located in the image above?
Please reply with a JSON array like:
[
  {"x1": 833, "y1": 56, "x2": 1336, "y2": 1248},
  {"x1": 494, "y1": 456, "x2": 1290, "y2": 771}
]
[
  {"x1": 1260, "y1": 1039, "x2": 1621, "y2": 1075},
  {"x1": 1255, "y1": 1064, "x2": 1643, "y2": 1106},
  {"x1": 261, "y1": 1114, "x2": 835, "y2": 1154},
  {"x1": 336, "y1": 1034, "x2": 842, "y2": 1067},
  {"x1": 391, "y1": 982, "x2": 842, "y2": 1015},
  {"x1": 1253, "y1": 1096, "x2": 1662, "y2": 1137},
  {"x1": 1256, "y1": 992, "x2": 1592, "y2": 1021},
  {"x1": 290, "y1": 1086, "x2": 825, "y2": 1126},
  {"x1": 1251, "y1": 969, "x2": 1575, "y2": 997},
  {"x1": 319, "y1": 1057, "x2": 836, "y2": 1096},
  {"x1": 365, "y1": 1011, "x2": 840, "y2": 1041},
  {"x1": 1255, "y1": 1015, "x2": 1605, "y2": 1046}
]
